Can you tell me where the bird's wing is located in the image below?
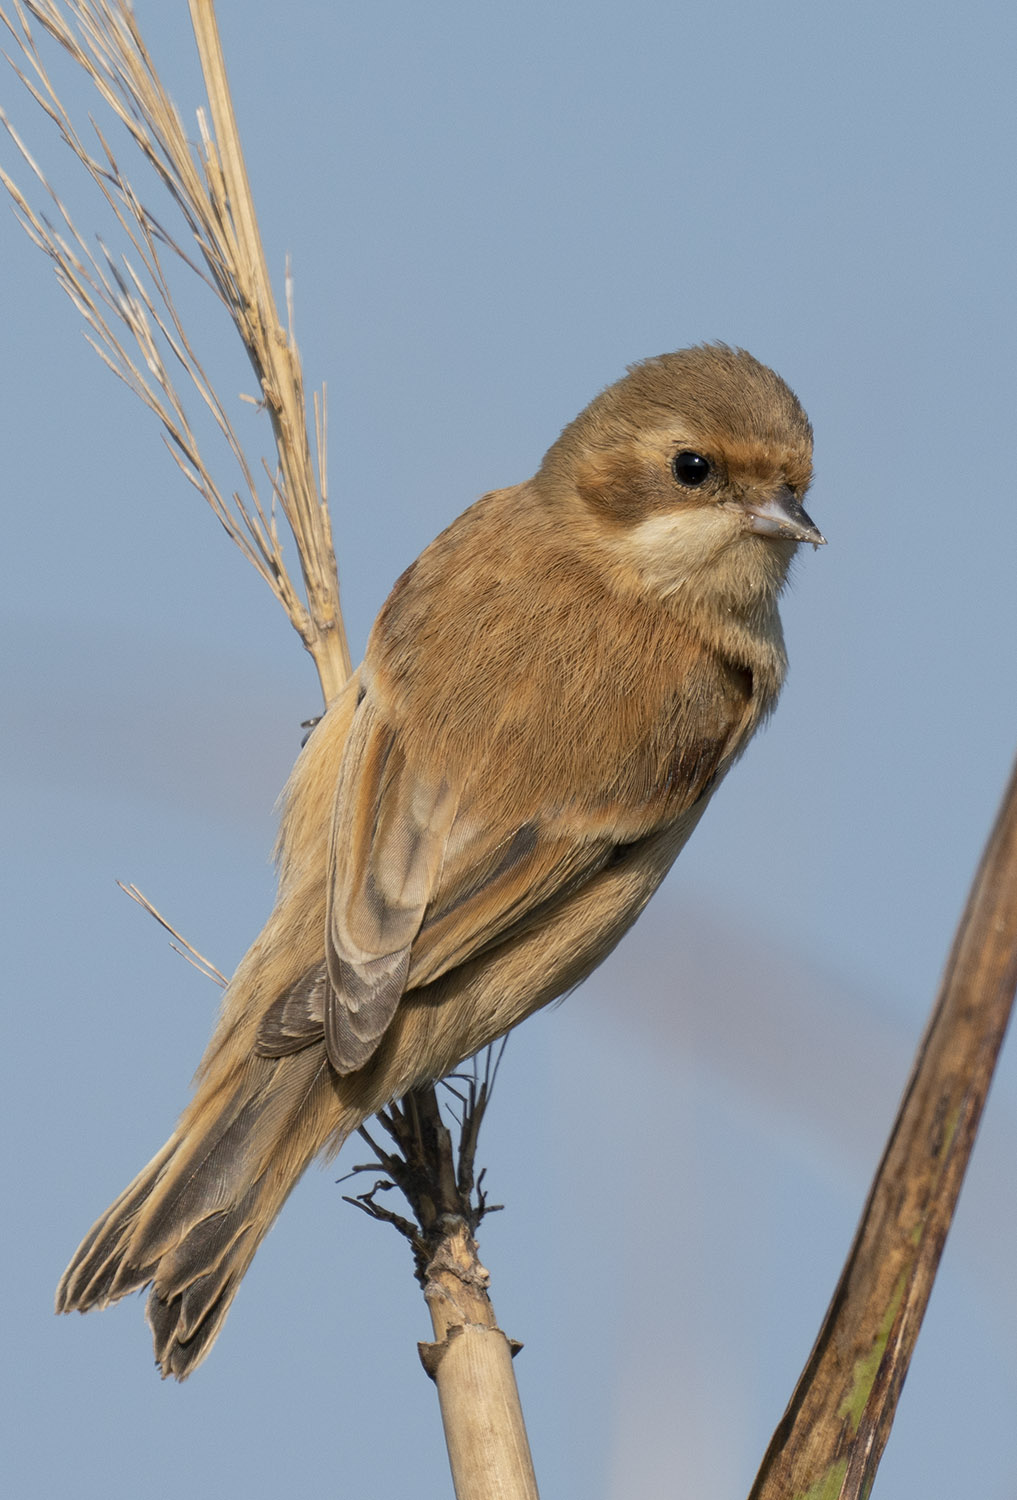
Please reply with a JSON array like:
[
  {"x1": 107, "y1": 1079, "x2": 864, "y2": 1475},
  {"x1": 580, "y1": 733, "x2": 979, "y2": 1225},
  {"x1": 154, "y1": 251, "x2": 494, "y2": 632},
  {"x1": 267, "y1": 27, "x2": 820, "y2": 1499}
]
[
  {"x1": 320, "y1": 698, "x2": 458, "y2": 1071},
  {"x1": 259, "y1": 686, "x2": 734, "y2": 1074}
]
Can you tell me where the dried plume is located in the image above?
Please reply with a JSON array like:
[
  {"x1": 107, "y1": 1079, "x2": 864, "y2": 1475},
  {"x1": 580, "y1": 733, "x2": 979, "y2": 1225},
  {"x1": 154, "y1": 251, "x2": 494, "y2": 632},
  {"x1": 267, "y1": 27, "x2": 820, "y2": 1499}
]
[{"x1": 0, "y1": 0, "x2": 350, "y2": 702}]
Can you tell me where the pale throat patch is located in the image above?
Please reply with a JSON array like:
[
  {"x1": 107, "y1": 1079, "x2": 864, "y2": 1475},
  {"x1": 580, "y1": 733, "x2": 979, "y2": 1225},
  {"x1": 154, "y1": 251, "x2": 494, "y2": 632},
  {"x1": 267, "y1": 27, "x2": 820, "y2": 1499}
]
[{"x1": 607, "y1": 506, "x2": 747, "y2": 599}]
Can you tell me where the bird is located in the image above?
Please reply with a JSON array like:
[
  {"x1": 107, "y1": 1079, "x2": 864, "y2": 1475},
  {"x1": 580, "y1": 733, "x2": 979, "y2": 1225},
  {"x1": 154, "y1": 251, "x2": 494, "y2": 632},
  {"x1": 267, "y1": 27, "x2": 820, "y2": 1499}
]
[{"x1": 56, "y1": 343, "x2": 823, "y2": 1378}]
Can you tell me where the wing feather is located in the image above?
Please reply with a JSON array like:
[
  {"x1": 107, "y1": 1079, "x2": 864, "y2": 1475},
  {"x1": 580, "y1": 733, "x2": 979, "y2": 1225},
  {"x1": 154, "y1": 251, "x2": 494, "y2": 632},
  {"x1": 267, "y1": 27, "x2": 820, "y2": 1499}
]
[
  {"x1": 315, "y1": 674, "x2": 743, "y2": 1074},
  {"x1": 323, "y1": 701, "x2": 456, "y2": 1072}
]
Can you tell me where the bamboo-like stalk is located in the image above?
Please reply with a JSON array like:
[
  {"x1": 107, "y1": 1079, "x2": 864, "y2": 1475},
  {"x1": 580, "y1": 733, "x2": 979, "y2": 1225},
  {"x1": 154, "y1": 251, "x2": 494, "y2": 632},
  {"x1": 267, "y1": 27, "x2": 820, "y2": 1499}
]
[
  {"x1": 749, "y1": 750, "x2": 1017, "y2": 1499},
  {"x1": 421, "y1": 1221, "x2": 538, "y2": 1500},
  {"x1": 346, "y1": 1075, "x2": 539, "y2": 1500}
]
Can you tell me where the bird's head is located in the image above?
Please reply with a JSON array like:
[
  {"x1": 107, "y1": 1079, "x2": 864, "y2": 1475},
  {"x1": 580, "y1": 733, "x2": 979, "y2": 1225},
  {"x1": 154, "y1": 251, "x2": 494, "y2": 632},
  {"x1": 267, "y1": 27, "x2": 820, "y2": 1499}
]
[{"x1": 539, "y1": 344, "x2": 822, "y2": 611}]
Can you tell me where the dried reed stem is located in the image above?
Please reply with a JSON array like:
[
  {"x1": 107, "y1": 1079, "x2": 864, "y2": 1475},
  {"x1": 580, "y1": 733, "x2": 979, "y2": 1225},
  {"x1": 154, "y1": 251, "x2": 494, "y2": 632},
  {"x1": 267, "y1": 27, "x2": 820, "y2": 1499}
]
[
  {"x1": 346, "y1": 1066, "x2": 539, "y2": 1500},
  {"x1": 187, "y1": 0, "x2": 349, "y2": 700},
  {"x1": 422, "y1": 1218, "x2": 538, "y2": 1500},
  {"x1": 0, "y1": 0, "x2": 350, "y2": 703},
  {"x1": 750, "y1": 749, "x2": 1017, "y2": 1499}
]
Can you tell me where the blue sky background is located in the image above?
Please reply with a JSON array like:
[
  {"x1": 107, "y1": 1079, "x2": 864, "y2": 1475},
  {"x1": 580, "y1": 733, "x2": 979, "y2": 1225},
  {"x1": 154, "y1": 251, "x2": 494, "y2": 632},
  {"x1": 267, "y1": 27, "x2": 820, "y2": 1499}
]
[{"x1": 2, "y1": 2, "x2": 1016, "y2": 1496}]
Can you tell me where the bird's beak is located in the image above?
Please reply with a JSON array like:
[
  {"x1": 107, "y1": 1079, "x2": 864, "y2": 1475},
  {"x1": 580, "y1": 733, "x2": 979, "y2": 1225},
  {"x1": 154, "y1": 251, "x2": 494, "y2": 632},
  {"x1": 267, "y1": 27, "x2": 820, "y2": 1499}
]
[{"x1": 745, "y1": 486, "x2": 826, "y2": 546}]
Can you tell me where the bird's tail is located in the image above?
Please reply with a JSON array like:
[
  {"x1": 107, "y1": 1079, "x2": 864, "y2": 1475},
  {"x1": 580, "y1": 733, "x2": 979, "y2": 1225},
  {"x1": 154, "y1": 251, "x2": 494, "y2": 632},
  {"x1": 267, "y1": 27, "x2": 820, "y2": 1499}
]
[{"x1": 55, "y1": 1041, "x2": 346, "y2": 1379}]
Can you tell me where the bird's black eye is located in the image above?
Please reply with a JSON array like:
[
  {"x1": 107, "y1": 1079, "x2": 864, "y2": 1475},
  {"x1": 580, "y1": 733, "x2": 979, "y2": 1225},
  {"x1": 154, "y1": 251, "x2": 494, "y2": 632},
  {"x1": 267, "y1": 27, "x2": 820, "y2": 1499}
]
[{"x1": 671, "y1": 451, "x2": 712, "y2": 488}]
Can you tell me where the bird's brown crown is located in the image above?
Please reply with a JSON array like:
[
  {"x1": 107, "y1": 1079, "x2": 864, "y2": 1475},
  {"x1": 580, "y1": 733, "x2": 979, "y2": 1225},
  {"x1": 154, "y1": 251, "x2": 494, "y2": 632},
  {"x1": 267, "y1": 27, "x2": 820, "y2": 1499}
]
[{"x1": 539, "y1": 344, "x2": 813, "y2": 528}]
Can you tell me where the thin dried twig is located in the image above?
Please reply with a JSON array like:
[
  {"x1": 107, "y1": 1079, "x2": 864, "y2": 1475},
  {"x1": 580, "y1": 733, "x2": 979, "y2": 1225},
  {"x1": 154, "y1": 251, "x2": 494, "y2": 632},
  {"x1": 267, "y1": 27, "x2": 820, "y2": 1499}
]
[
  {"x1": 116, "y1": 880, "x2": 227, "y2": 987},
  {"x1": 342, "y1": 1048, "x2": 506, "y2": 1282},
  {"x1": 0, "y1": 0, "x2": 350, "y2": 704}
]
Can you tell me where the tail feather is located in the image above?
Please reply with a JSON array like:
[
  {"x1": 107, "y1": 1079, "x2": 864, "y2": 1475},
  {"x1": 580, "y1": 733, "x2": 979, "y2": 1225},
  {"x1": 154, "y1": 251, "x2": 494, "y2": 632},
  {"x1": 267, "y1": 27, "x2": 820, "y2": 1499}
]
[
  {"x1": 56, "y1": 1046, "x2": 346, "y2": 1379},
  {"x1": 147, "y1": 1180, "x2": 264, "y2": 1376},
  {"x1": 55, "y1": 1135, "x2": 181, "y2": 1310}
]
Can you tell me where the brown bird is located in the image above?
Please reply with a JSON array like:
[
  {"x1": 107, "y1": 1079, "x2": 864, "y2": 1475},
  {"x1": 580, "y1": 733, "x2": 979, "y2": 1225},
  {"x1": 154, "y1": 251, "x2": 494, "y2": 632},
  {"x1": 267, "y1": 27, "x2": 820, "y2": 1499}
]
[{"x1": 56, "y1": 344, "x2": 822, "y2": 1377}]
